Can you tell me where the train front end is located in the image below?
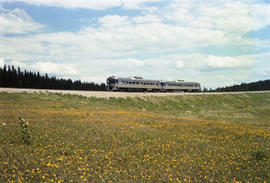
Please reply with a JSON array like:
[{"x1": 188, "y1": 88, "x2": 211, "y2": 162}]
[{"x1": 106, "y1": 76, "x2": 119, "y2": 91}]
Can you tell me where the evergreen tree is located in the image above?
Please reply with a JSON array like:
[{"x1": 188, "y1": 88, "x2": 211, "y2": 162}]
[{"x1": 0, "y1": 64, "x2": 106, "y2": 91}]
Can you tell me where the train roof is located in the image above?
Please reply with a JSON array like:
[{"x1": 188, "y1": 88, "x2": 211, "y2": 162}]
[{"x1": 166, "y1": 80, "x2": 200, "y2": 85}]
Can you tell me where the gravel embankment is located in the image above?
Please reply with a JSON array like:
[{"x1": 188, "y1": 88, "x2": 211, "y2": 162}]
[{"x1": 0, "y1": 88, "x2": 269, "y2": 98}]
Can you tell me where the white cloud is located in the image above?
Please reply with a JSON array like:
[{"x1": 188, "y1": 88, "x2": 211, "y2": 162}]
[
  {"x1": 0, "y1": 8, "x2": 43, "y2": 34},
  {"x1": 98, "y1": 15, "x2": 131, "y2": 28},
  {"x1": 9, "y1": 60, "x2": 78, "y2": 76},
  {"x1": 252, "y1": 3, "x2": 270, "y2": 30},
  {"x1": 132, "y1": 14, "x2": 162, "y2": 24},
  {"x1": 176, "y1": 61, "x2": 184, "y2": 69},
  {"x1": 0, "y1": 58, "x2": 5, "y2": 67},
  {"x1": 163, "y1": 0, "x2": 270, "y2": 37},
  {"x1": 200, "y1": 55, "x2": 254, "y2": 71},
  {"x1": 1, "y1": 0, "x2": 159, "y2": 10},
  {"x1": 34, "y1": 61, "x2": 78, "y2": 75}
]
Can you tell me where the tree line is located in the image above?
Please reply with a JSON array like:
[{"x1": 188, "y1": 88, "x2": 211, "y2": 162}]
[
  {"x1": 0, "y1": 65, "x2": 106, "y2": 91},
  {"x1": 213, "y1": 80, "x2": 270, "y2": 92}
]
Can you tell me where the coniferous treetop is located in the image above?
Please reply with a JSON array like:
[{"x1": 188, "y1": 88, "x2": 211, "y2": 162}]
[{"x1": 0, "y1": 64, "x2": 106, "y2": 91}]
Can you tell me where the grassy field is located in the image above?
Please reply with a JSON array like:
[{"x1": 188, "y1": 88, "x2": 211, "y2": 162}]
[{"x1": 0, "y1": 92, "x2": 270, "y2": 182}]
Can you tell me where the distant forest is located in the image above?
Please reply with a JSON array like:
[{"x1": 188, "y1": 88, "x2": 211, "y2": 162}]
[
  {"x1": 212, "y1": 80, "x2": 270, "y2": 92},
  {"x1": 0, "y1": 65, "x2": 106, "y2": 91},
  {"x1": 1, "y1": 64, "x2": 269, "y2": 92}
]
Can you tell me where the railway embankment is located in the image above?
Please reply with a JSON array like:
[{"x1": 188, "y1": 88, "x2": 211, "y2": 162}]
[
  {"x1": 0, "y1": 87, "x2": 270, "y2": 98},
  {"x1": 1, "y1": 90, "x2": 270, "y2": 125}
]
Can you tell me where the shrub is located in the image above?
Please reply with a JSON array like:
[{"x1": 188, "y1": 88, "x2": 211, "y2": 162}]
[
  {"x1": 18, "y1": 114, "x2": 31, "y2": 145},
  {"x1": 251, "y1": 151, "x2": 267, "y2": 161}
]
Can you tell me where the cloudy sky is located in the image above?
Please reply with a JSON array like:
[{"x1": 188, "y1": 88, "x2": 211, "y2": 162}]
[{"x1": 1, "y1": 0, "x2": 270, "y2": 88}]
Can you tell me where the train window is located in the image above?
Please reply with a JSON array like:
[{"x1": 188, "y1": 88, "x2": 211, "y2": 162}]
[
  {"x1": 129, "y1": 82, "x2": 132, "y2": 84},
  {"x1": 136, "y1": 82, "x2": 139, "y2": 84},
  {"x1": 156, "y1": 83, "x2": 159, "y2": 85}
]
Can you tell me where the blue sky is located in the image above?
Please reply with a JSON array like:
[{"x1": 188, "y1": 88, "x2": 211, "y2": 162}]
[{"x1": 1, "y1": 0, "x2": 270, "y2": 88}]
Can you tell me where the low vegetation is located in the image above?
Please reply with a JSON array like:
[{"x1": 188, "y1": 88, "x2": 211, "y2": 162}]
[{"x1": 0, "y1": 92, "x2": 270, "y2": 182}]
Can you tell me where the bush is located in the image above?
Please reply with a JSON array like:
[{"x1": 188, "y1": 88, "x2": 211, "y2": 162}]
[
  {"x1": 18, "y1": 114, "x2": 31, "y2": 145},
  {"x1": 251, "y1": 151, "x2": 267, "y2": 161}
]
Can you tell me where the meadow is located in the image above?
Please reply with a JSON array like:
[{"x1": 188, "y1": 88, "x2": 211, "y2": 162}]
[{"x1": 0, "y1": 92, "x2": 270, "y2": 182}]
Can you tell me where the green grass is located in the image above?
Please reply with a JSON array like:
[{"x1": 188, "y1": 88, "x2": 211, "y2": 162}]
[
  {"x1": 2, "y1": 92, "x2": 270, "y2": 124},
  {"x1": 0, "y1": 92, "x2": 270, "y2": 182}
]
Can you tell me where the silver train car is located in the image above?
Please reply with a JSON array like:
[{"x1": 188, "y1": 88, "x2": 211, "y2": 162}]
[{"x1": 107, "y1": 76, "x2": 201, "y2": 92}]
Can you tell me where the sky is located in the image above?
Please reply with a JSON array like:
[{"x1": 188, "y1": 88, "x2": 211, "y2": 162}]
[{"x1": 1, "y1": 0, "x2": 270, "y2": 89}]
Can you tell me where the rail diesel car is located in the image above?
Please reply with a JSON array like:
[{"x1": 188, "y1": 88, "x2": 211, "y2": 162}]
[{"x1": 107, "y1": 76, "x2": 201, "y2": 92}]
